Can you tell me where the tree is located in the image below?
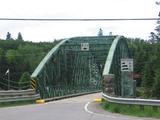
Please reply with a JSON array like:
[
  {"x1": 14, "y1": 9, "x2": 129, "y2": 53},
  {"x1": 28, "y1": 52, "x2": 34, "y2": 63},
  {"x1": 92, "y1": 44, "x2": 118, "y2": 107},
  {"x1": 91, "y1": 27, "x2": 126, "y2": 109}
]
[
  {"x1": 5, "y1": 49, "x2": 17, "y2": 64},
  {"x1": 149, "y1": 32, "x2": 157, "y2": 44},
  {"x1": 17, "y1": 32, "x2": 23, "y2": 41},
  {"x1": 6, "y1": 32, "x2": 11, "y2": 40},
  {"x1": 142, "y1": 64, "x2": 154, "y2": 88},
  {"x1": 0, "y1": 48, "x2": 3, "y2": 63},
  {"x1": 154, "y1": 12, "x2": 160, "y2": 43},
  {"x1": 98, "y1": 28, "x2": 103, "y2": 36},
  {"x1": 127, "y1": 37, "x2": 160, "y2": 98},
  {"x1": 0, "y1": 38, "x2": 56, "y2": 90},
  {"x1": 152, "y1": 68, "x2": 160, "y2": 99},
  {"x1": 150, "y1": 2, "x2": 160, "y2": 43},
  {"x1": 19, "y1": 72, "x2": 30, "y2": 90}
]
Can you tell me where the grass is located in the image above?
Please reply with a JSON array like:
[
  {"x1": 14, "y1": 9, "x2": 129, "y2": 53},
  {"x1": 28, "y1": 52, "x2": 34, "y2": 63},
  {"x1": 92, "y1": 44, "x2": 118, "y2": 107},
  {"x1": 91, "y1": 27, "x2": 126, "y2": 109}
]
[
  {"x1": 0, "y1": 100, "x2": 35, "y2": 108},
  {"x1": 102, "y1": 100, "x2": 160, "y2": 119}
]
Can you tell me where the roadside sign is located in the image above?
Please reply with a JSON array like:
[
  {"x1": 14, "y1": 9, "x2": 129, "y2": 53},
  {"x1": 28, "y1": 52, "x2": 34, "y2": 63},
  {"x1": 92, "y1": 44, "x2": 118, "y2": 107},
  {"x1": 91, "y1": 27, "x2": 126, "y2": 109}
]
[
  {"x1": 81, "y1": 43, "x2": 89, "y2": 51},
  {"x1": 121, "y1": 59, "x2": 133, "y2": 72}
]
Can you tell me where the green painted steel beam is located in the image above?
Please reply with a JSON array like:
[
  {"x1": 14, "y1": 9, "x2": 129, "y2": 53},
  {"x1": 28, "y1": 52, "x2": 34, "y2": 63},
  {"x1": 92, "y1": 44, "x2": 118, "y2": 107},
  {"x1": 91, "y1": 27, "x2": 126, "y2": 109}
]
[
  {"x1": 31, "y1": 39, "x2": 68, "y2": 78},
  {"x1": 103, "y1": 36, "x2": 122, "y2": 75},
  {"x1": 102, "y1": 36, "x2": 134, "y2": 97}
]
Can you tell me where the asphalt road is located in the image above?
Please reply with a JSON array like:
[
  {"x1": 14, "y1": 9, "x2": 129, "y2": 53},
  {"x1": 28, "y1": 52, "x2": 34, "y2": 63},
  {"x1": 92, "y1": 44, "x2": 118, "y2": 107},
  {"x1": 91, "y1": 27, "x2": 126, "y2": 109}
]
[{"x1": 0, "y1": 93, "x2": 157, "y2": 120}]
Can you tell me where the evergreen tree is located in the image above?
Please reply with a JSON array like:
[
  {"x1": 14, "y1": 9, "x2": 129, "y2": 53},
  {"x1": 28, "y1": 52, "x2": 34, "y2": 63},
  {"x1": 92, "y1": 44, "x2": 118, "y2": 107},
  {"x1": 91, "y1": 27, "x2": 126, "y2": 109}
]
[
  {"x1": 152, "y1": 68, "x2": 160, "y2": 99},
  {"x1": 154, "y1": 12, "x2": 160, "y2": 43},
  {"x1": 141, "y1": 58, "x2": 155, "y2": 97},
  {"x1": 0, "y1": 48, "x2": 3, "y2": 63},
  {"x1": 98, "y1": 28, "x2": 103, "y2": 36},
  {"x1": 150, "y1": 2, "x2": 160, "y2": 43},
  {"x1": 6, "y1": 32, "x2": 11, "y2": 40},
  {"x1": 0, "y1": 39, "x2": 56, "y2": 90},
  {"x1": 149, "y1": 32, "x2": 157, "y2": 44},
  {"x1": 17, "y1": 32, "x2": 23, "y2": 41},
  {"x1": 142, "y1": 64, "x2": 154, "y2": 88}
]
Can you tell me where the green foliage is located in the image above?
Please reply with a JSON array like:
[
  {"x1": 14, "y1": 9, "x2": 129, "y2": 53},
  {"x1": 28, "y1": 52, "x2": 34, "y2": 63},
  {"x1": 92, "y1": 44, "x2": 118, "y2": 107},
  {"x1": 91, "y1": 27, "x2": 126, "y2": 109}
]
[
  {"x1": 6, "y1": 32, "x2": 11, "y2": 40},
  {"x1": 17, "y1": 32, "x2": 23, "y2": 41},
  {"x1": 0, "y1": 38, "x2": 59, "y2": 90},
  {"x1": 127, "y1": 38, "x2": 149, "y2": 86},
  {"x1": 5, "y1": 49, "x2": 18, "y2": 64},
  {"x1": 127, "y1": 38, "x2": 160, "y2": 98},
  {"x1": 102, "y1": 100, "x2": 160, "y2": 118},
  {"x1": 0, "y1": 48, "x2": 3, "y2": 63},
  {"x1": 148, "y1": 3, "x2": 160, "y2": 43},
  {"x1": 141, "y1": 63, "x2": 154, "y2": 97},
  {"x1": 19, "y1": 72, "x2": 30, "y2": 90},
  {"x1": 152, "y1": 68, "x2": 160, "y2": 99},
  {"x1": 136, "y1": 87, "x2": 149, "y2": 98}
]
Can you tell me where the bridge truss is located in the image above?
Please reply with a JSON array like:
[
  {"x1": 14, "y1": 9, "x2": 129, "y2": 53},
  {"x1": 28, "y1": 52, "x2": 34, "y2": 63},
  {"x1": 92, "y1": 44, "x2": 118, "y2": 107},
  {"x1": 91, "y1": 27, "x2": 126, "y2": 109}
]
[{"x1": 31, "y1": 36, "x2": 132, "y2": 98}]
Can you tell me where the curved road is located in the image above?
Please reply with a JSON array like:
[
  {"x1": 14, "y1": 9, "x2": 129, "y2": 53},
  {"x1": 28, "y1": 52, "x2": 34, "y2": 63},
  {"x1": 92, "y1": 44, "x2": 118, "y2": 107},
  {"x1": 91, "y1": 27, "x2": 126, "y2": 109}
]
[{"x1": 0, "y1": 93, "x2": 157, "y2": 120}]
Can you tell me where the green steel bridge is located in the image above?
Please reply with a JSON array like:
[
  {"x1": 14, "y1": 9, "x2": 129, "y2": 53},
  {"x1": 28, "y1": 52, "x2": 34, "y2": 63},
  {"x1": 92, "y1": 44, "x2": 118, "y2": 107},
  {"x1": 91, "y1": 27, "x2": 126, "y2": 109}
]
[{"x1": 31, "y1": 36, "x2": 135, "y2": 99}]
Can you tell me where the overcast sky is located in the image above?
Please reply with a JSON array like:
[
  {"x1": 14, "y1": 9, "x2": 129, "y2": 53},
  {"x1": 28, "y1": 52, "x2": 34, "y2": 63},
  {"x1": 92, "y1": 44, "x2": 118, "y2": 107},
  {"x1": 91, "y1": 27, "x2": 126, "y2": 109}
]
[{"x1": 0, "y1": 0, "x2": 159, "y2": 42}]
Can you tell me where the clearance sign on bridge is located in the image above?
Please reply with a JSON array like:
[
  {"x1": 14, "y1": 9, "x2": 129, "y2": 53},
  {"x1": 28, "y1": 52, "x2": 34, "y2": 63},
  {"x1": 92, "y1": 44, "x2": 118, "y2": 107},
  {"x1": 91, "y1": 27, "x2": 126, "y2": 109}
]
[
  {"x1": 81, "y1": 43, "x2": 89, "y2": 51},
  {"x1": 121, "y1": 59, "x2": 133, "y2": 72}
]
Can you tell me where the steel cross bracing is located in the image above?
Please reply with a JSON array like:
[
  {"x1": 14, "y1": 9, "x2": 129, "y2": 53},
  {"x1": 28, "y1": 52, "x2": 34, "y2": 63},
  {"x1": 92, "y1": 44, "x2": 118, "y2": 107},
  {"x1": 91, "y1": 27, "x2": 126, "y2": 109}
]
[{"x1": 31, "y1": 36, "x2": 131, "y2": 99}]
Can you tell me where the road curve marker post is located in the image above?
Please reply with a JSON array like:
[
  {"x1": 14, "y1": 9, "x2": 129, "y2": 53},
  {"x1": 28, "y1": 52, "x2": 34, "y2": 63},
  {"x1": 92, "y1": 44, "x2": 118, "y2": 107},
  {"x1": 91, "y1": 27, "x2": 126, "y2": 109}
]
[
  {"x1": 94, "y1": 98, "x2": 102, "y2": 102},
  {"x1": 36, "y1": 99, "x2": 45, "y2": 104}
]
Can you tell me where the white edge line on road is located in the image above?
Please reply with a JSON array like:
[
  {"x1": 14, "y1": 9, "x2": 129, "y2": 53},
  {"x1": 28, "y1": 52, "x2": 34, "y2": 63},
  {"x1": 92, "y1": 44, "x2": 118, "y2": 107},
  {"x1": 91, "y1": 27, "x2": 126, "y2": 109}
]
[
  {"x1": 84, "y1": 102, "x2": 116, "y2": 119},
  {"x1": 84, "y1": 102, "x2": 94, "y2": 114},
  {"x1": 84, "y1": 102, "x2": 146, "y2": 120},
  {"x1": 84, "y1": 101, "x2": 117, "y2": 119}
]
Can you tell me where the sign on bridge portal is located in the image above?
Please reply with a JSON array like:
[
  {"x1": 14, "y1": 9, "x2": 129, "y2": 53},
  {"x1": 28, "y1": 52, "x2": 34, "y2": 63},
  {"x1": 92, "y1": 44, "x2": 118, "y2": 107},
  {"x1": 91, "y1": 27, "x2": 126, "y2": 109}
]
[
  {"x1": 121, "y1": 59, "x2": 133, "y2": 72},
  {"x1": 81, "y1": 43, "x2": 89, "y2": 51}
]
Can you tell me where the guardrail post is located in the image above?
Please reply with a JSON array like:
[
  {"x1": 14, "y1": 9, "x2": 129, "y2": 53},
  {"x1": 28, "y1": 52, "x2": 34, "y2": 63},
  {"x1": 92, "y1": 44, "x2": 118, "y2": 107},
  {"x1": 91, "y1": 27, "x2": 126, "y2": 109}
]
[
  {"x1": 153, "y1": 106, "x2": 158, "y2": 111},
  {"x1": 140, "y1": 105, "x2": 144, "y2": 111}
]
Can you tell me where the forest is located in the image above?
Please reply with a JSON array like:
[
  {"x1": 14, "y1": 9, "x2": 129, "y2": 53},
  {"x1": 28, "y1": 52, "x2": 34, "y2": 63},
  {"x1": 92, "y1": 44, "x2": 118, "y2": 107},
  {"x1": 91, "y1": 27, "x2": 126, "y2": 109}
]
[
  {"x1": 0, "y1": 36, "x2": 59, "y2": 90},
  {"x1": 128, "y1": 38, "x2": 160, "y2": 99}
]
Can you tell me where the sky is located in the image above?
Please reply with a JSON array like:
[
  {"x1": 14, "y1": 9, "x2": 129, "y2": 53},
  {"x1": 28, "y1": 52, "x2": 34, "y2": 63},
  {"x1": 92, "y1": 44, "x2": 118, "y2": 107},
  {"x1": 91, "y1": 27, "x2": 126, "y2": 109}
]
[{"x1": 0, "y1": 0, "x2": 159, "y2": 42}]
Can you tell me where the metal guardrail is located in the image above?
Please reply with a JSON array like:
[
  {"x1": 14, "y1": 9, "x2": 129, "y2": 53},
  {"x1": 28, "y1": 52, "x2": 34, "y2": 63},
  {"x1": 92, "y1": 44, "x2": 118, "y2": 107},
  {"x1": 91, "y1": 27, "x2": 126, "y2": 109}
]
[
  {"x1": 0, "y1": 94, "x2": 40, "y2": 102},
  {"x1": 103, "y1": 36, "x2": 122, "y2": 75},
  {"x1": 0, "y1": 89, "x2": 36, "y2": 96},
  {"x1": 102, "y1": 93, "x2": 160, "y2": 106},
  {"x1": 0, "y1": 89, "x2": 40, "y2": 103}
]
